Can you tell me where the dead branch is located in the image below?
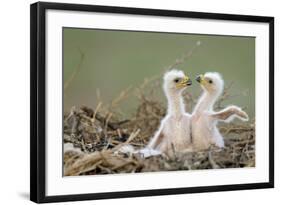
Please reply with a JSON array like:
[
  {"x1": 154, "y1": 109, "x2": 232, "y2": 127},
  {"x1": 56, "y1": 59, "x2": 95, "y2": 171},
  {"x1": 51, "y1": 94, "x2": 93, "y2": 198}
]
[
  {"x1": 167, "y1": 41, "x2": 201, "y2": 70},
  {"x1": 64, "y1": 48, "x2": 85, "y2": 91}
]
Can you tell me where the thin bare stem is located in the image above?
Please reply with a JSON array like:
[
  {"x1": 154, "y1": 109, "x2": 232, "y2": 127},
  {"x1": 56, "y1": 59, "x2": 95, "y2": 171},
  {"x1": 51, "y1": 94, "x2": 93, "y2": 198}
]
[
  {"x1": 64, "y1": 48, "x2": 85, "y2": 91},
  {"x1": 167, "y1": 41, "x2": 201, "y2": 70}
]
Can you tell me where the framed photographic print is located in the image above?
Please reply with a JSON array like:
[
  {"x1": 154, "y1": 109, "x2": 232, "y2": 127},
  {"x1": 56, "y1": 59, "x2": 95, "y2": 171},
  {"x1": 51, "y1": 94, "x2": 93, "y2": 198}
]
[{"x1": 30, "y1": 1, "x2": 274, "y2": 203}]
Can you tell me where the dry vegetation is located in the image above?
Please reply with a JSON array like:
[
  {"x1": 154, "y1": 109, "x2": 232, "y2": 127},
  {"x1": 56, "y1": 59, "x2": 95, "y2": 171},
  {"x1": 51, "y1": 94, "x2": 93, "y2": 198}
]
[{"x1": 63, "y1": 78, "x2": 255, "y2": 176}]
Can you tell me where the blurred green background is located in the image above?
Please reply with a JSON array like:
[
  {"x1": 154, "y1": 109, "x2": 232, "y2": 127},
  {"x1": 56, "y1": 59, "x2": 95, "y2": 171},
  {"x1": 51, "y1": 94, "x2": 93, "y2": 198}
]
[{"x1": 63, "y1": 28, "x2": 255, "y2": 118}]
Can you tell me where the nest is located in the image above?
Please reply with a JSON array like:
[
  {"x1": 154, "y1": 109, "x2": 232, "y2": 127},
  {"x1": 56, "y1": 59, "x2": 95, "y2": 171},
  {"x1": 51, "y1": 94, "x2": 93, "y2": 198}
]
[{"x1": 63, "y1": 85, "x2": 255, "y2": 176}]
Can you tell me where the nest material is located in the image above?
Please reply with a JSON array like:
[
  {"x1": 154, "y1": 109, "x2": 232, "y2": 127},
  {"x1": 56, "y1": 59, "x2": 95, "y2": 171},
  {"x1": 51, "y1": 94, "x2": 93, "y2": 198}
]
[{"x1": 64, "y1": 97, "x2": 255, "y2": 176}]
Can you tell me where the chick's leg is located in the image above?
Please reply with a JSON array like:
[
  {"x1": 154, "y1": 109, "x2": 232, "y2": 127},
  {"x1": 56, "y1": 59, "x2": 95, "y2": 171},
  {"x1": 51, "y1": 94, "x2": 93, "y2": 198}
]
[{"x1": 147, "y1": 129, "x2": 165, "y2": 150}]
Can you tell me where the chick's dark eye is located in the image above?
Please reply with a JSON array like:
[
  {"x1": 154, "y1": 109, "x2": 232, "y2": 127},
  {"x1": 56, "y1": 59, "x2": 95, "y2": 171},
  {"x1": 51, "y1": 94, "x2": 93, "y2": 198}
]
[
  {"x1": 174, "y1": 78, "x2": 180, "y2": 83},
  {"x1": 209, "y1": 80, "x2": 213, "y2": 84}
]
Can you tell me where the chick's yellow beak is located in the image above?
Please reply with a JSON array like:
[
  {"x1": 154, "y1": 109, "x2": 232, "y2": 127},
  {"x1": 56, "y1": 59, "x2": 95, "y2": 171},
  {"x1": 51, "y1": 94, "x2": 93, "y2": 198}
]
[
  {"x1": 195, "y1": 74, "x2": 206, "y2": 85},
  {"x1": 176, "y1": 75, "x2": 192, "y2": 88}
]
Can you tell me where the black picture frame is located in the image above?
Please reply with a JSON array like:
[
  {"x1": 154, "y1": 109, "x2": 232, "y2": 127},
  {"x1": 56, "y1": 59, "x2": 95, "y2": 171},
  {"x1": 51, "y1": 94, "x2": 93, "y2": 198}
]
[{"x1": 30, "y1": 1, "x2": 274, "y2": 203}]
